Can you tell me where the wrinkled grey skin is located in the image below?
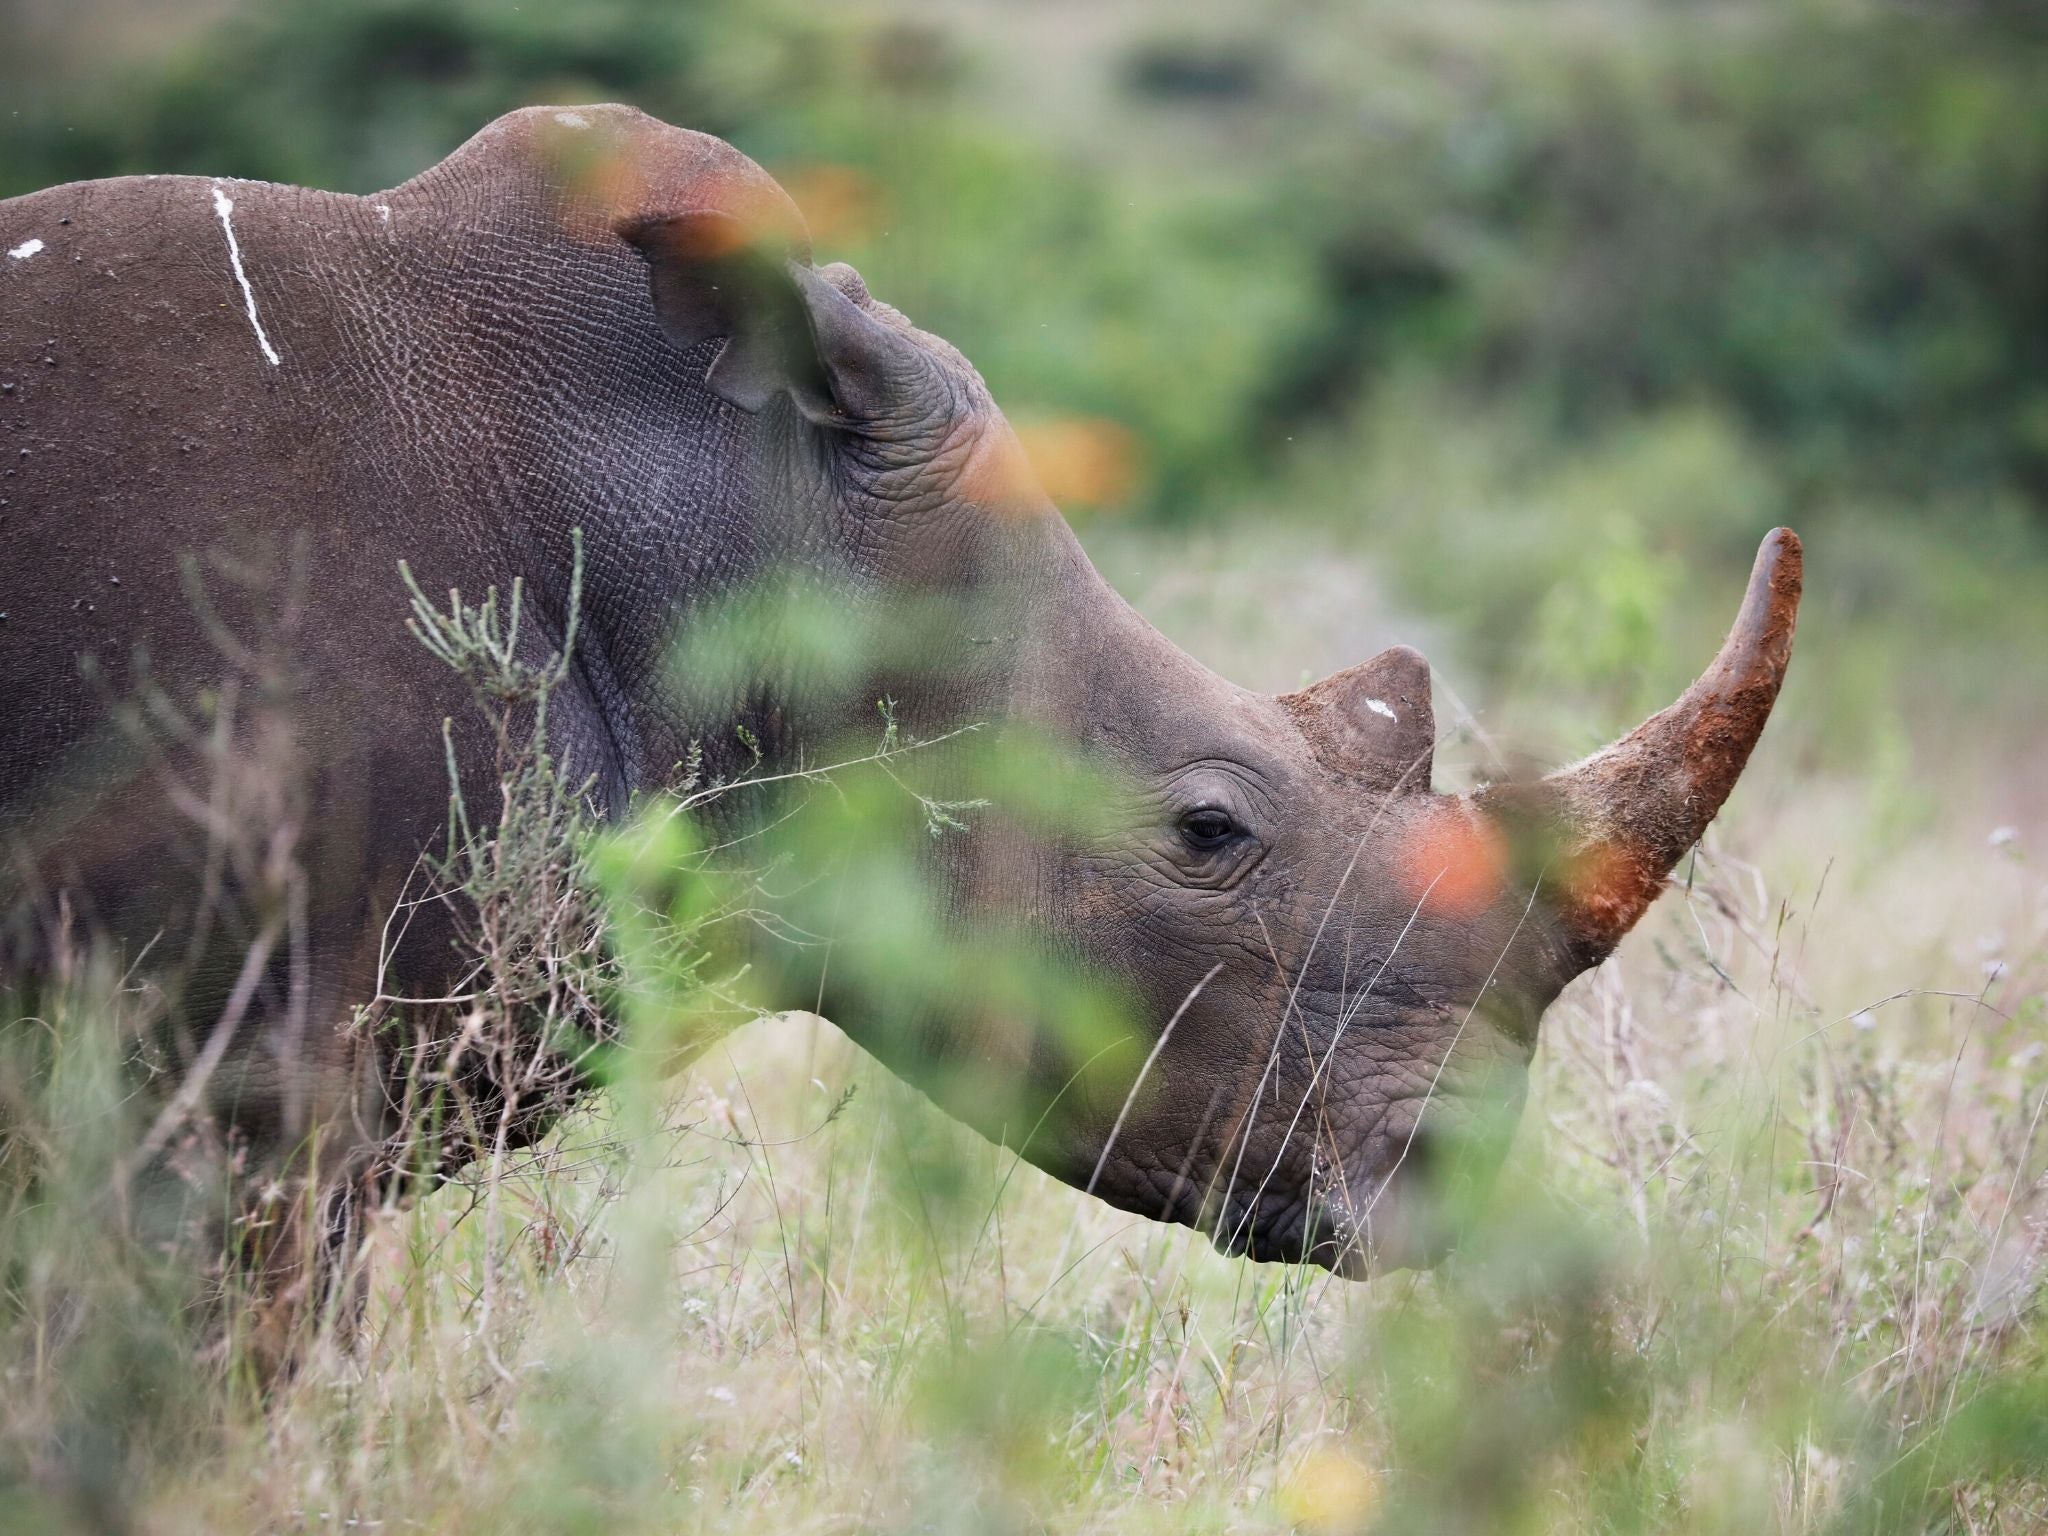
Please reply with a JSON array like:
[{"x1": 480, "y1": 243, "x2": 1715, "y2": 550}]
[{"x1": 0, "y1": 107, "x2": 1798, "y2": 1278}]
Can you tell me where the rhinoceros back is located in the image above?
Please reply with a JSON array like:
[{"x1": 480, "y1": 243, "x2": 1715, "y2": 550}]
[{"x1": 0, "y1": 106, "x2": 806, "y2": 1034}]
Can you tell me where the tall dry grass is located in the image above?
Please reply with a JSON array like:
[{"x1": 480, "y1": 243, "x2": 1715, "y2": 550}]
[{"x1": 3, "y1": 524, "x2": 2044, "y2": 1535}]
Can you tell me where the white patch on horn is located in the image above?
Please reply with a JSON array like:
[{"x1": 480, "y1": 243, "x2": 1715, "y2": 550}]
[
  {"x1": 1365, "y1": 698, "x2": 1397, "y2": 721},
  {"x1": 7, "y1": 239, "x2": 45, "y2": 261},
  {"x1": 210, "y1": 183, "x2": 281, "y2": 367}
]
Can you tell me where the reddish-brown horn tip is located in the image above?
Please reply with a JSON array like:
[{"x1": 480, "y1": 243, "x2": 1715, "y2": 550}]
[
  {"x1": 1490, "y1": 527, "x2": 1803, "y2": 969},
  {"x1": 1680, "y1": 526, "x2": 1802, "y2": 804},
  {"x1": 1714, "y1": 525, "x2": 1802, "y2": 700}
]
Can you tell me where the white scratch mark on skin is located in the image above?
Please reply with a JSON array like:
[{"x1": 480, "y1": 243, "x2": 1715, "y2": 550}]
[
  {"x1": 553, "y1": 110, "x2": 591, "y2": 129},
  {"x1": 1365, "y1": 698, "x2": 1397, "y2": 721},
  {"x1": 7, "y1": 239, "x2": 44, "y2": 261},
  {"x1": 210, "y1": 184, "x2": 281, "y2": 367}
]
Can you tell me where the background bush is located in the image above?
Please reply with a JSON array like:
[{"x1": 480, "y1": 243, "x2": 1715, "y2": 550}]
[
  {"x1": 9, "y1": 0, "x2": 2044, "y2": 773},
  {"x1": 10, "y1": 0, "x2": 2045, "y2": 525}
]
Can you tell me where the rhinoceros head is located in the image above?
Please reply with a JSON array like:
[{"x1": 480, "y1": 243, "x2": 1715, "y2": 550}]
[
  {"x1": 1033, "y1": 529, "x2": 1801, "y2": 1273},
  {"x1": 623, "y1": 211, "x2": 1802, "y2": 1276}
]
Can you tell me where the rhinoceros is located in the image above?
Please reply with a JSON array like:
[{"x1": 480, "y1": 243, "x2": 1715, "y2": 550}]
[{"x1": 0, "y1": 106, "x2": 1799, "y2": 1297}]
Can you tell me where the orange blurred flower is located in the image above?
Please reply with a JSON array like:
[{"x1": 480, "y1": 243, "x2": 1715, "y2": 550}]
[
  {"x1": 1011, "y1": 415, "x2": 1139, "y2": 509},
  {"x1": 1399, "y1": 802, "x2": 1506, "y2": 919},
  {"x1": 776, "y1": 163, "x2": 883, "y2": 246}
]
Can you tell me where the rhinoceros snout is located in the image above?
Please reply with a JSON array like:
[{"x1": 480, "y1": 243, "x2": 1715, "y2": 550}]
[
  {"x1": 1207, "y1": 1115, "x2": 1469, "y2": 1276},
  {"x1": 1305, "y1": 1144, "x2": 1456, "y2": 1278}
]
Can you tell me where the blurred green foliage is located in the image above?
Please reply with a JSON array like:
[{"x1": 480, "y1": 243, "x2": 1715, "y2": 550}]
[
  {"x1": 7, "y1": 0, "x2": 2045, "y2": 785},
  {"x1": 4, "y1": 0, "x2": 2043, "y2": 764},
  {"x1": 1266, "y1": 5, "x2": 2048, "y2": 502},
  {"x1": 0, "y1": 0, "x2": 779, "y2": 195},
  {"x1": 6, "y1": 0, "x2": 2043, "y2": 526}
]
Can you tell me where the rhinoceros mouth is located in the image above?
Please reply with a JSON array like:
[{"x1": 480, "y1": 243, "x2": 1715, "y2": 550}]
[
  {"x1": 1196, "y1": 1111, "x2": 1457, "y2": 1277},
  {"x1": 1199, "y1": 1182, "x2": 1362, "y2": 1274},
  {"x1": 1231, "y1": 1218, "x2": 1371, "y2": 1278},
  {"x1": 1208, "y1": 1179, "x2": 1449, "y2": 1278}
]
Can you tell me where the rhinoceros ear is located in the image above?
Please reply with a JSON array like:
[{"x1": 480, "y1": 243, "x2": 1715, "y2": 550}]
[
  {"x1": 621, "y1": 211, "x2": 919, "y2": 427},
  {"x1": 1279, "y1": 644, "x2": 1437, "y2": 796}
]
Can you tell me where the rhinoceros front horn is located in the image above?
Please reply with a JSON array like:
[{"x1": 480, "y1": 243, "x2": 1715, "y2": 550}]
[{"x1": 1479, "y1": 527, "x2": 1803, "y2": 973}]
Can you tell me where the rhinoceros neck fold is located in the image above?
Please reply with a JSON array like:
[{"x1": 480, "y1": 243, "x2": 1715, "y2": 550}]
[{"x1": 1005, "y1": 521, "x2": 1239, "y2": 751}]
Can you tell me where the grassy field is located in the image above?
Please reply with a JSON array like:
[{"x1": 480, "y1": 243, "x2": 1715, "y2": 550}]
[{"x1": 7, "y1": 514, "x2": 2042, "y2": 1535}]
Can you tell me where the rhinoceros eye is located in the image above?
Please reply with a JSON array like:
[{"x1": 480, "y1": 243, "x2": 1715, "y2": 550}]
[{"x1": 1178, "y1": 807, "x2": 1241, "y2": 852}]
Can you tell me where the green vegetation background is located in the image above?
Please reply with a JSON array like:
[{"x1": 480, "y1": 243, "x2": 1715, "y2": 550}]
[{"x1": 7, "y1": 0, "x2": 2044, "y2": 787}]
